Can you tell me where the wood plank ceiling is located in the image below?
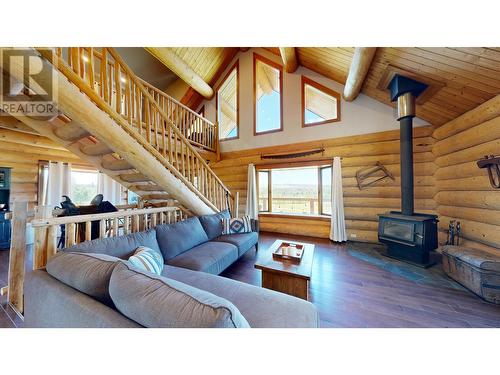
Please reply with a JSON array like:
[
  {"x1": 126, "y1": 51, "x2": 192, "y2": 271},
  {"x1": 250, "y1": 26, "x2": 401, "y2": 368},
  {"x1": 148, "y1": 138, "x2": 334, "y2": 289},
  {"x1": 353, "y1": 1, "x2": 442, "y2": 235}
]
[
  {"x1": 264, "y1": 47, "x2": 500, "y2": 126},
  {"x1": 170, "y1": 47, "x2": 239, "y2": 109}
]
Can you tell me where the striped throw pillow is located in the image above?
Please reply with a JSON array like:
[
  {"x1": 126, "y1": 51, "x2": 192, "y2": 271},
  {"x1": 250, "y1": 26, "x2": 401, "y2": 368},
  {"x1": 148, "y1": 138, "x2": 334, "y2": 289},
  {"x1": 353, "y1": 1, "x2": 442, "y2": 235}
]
[
  {"x1": 128, "y1": 246, "x2": 164, "y2": 275},
  {"x1": 222, "y1": 216, "x2": 252, "y2": 235}
]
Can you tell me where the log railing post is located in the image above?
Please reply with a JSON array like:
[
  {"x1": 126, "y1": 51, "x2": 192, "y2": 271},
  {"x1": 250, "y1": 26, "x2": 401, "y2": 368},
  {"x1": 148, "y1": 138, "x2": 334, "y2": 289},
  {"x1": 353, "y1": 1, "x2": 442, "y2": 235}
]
[
  {"x1": 7, "y1": 201, "x2": 28, "y2": 315},
  {"x1": 234, "y1": 191, "x2": 240, "y2": 218},
  {"x1": 33, "y1": 205, "x2": 53, "y2": 270}
]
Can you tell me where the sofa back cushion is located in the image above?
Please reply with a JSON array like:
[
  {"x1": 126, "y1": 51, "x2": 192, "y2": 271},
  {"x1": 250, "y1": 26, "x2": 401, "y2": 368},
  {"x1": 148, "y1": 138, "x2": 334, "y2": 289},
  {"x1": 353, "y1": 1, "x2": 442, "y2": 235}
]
[
  {"x1": 198, "y1": 210, "x2": 231, "y2": 240},
  {"x1": 109, "y1": 261, "x2": 250, "y2": 328},
  {"x1": 63, "y1": 229, "x2": 160, "y2": 259},
  {"x1": 155, "y1": 217, "x2": 209, "y2": 261},
  {"x1": 46, "y1": 252, "x2": 120, "y2": 306}
]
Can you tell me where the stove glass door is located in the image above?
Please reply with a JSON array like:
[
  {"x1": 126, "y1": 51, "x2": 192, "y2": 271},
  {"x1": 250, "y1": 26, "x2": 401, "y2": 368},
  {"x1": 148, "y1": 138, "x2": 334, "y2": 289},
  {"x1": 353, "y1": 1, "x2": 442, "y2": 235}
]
[{"x1": 382, "y1": 220, "x2": 414, "y2": 242}]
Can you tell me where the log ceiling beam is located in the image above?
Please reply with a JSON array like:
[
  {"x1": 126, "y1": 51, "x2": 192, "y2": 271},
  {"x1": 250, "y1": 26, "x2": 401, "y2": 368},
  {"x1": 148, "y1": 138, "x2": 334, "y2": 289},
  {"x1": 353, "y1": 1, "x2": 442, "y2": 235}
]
[
  {"x1": 145, "y1": 47, "x2": 214, "y2": 99},
  {"x1": 343, "y1": 47, "x2": 377, "y2": 102},
  {"x1": 279, "y1": 47, "x2": 298, "y2": 73}
]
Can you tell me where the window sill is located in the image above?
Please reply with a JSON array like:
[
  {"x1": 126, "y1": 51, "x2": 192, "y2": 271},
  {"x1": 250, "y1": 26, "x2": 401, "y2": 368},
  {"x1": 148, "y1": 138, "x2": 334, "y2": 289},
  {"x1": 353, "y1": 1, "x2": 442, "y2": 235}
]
[{"x1": 259, "y1": 212, "x2": 331, "y2": 222}]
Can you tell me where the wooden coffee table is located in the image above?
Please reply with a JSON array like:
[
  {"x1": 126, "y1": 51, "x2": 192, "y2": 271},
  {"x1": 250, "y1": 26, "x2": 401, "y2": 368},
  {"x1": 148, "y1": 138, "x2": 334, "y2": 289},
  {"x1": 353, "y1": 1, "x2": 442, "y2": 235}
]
[{"x1": 254, "y1": 239, "x2": 315, "y2": 300}]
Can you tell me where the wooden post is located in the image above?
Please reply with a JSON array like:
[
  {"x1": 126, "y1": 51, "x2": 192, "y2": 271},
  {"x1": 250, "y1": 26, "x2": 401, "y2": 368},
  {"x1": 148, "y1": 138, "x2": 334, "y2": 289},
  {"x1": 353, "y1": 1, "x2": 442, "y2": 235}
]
[
  {"x1": 7, "y1": 201, "x2": 28, "y2": 315},
  {"x1": 234, "y1": 191, "x2": 240, "y2": 218},
  {"x1": 214, "y1": 122, "x2": 221, "y2": 161},
  {"x1": 33, "y1": 205, "x2": 53, "y2": 270}
]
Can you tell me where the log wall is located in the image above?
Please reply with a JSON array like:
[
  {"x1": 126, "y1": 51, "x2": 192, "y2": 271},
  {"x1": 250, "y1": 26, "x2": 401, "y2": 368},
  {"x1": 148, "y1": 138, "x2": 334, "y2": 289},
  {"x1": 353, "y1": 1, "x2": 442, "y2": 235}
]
[
  {"x1": 212, "y1": 126, "x2": 436, "y2": 242},
  {"x1": 433, "y1": 95, "x2": 500, "y2": 254},
  {"x1": 0, "y1": 126, "x2": 84, "y2": 210}
]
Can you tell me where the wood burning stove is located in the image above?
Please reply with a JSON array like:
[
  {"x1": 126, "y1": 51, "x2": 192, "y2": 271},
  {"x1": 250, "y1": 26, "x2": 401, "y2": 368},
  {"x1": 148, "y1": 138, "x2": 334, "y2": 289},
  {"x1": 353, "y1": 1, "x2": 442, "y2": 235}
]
[
  {"x1": 377, "y1": 75, "x2": 438, "y2": 267},
  {"x1": 379, "y1": 212, "x2": 438, "y2": 266}
]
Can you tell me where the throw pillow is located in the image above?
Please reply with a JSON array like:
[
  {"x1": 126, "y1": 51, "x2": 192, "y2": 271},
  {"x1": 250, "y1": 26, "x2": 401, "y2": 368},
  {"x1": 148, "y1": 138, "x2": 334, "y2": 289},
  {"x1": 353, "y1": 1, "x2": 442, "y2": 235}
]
[
  {"x1": 128, "y1": 246, "x2": 164, "y2": 275},
  {"x1": 222, "y1": 216, "x2": 252, "y2": 235}
]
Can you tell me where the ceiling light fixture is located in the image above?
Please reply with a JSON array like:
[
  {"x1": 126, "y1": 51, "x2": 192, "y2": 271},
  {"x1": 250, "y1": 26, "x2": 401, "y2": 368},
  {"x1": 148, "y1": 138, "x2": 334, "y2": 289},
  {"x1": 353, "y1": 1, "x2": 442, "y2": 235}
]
[{"x1": 82, "y1": 56, "x2": 89, "y2": 63}]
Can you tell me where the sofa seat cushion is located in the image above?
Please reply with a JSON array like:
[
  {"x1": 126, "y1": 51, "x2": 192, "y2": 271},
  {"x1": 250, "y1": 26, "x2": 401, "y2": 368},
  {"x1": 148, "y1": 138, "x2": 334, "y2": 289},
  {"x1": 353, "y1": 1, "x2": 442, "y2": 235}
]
[
  {"x1": 156, "y1": 217, "x2": 209, "y2": 261},
  {"x1": 161, "y1": 265, "x2": 319, "y2": 328},
  {"x1": 62, "y1": 229, "x2": 160, "y2": 259},
  {"x1": 213, "y1": 232, "x2": 258, "y2": 257},
  {"x1": 46, "y1": 252, "x2": 120, "y2": 306},
  {"x1": 166, "y1": 242, "x2": 238, "y2": 275},
  {"x1": 199, "y1": 210, "x2": 230, "y2": 240},
  {"x1": 109, "y1": 262, "x2": 250, "y2": 328}
]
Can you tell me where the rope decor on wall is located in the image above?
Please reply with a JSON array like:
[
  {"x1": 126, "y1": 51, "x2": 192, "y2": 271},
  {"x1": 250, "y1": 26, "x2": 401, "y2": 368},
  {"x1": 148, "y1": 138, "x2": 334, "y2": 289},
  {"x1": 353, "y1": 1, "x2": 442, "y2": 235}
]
[
  {"x1": 356, "y1": 162, "x2": 395, "y2": 190},
  {"x1": 477, "y1": 155, "x2": 500, "y2": 189},
  {"x1": 260, "y1": 148, "x2": 325, "y2": 160}
]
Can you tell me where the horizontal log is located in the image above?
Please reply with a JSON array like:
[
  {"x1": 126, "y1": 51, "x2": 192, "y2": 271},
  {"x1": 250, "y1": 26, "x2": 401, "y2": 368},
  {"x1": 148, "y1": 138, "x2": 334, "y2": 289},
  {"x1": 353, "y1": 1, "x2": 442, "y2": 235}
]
[
  {"x1": 346, "y1": 229, "x2": 378, "y2": 243},
  {"x1": 260, "y1": 222, "x2": 330, "y2": 238},
  {"x1": 438, "y1": 215, "x2": 500, "y2": 249},
  {"x1": 344, "y1": 197, "x2": 437, "y2": 210},
  {"x1": 435, "y1": 191, "x2": 500, "y2": 210},
  {"x1": 437, "y1": 205, "x2": 500, "y2": 226},
  {"x1": 0, "y1": 139, "x2": 79, "y2": 160},
  {"x1": 0, "y1": 128, "x2": 66, "y2": 150},
  {"x1": 434, "y1": 138, "x2": 500, "y2": 167},
  {"x1": 433, "y1": 115, "x2": 500, "y2": 157},
  {"x1": 343, "y1": 186, "x2": 436, "y2": 199},
  {"x1": 342, "y1": 162, "x2": 437, "y2": 178},
  {"x1": 343, "y1": 175, "x2": 435, "y2": 188},
  {"x1": 11, "y1": 173, "x2": 38, "y2": 184},
  {"x1": 433, "y1": 94, "x2": 500, "y2": 140},
  {"x1": 345, "y1": 220, "x2": 378, "y2": 231},
  {"x1": 434, "y1": 161, "x2": 484, "y2": 180},
  {"x1": 435, "y1": 176, "x2": 493, "y2": 191}
]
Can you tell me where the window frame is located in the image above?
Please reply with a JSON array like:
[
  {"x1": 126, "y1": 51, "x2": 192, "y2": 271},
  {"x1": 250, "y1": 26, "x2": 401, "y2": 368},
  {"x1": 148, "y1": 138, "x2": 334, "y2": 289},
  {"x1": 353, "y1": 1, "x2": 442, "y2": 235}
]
[
  {"x1": 70, "y1": 166, "x2": 100, "y2": 206},
  {"x1": 215, "y1": 60, "x2": 239, "y2": 142},
  {"x1": 301, "y1": 76, "x2": 341, "y2": 128},
  {"x1": 253, "y1": 53, "x2": 284, "y2": 136},
  {"x1": 256, "y1": 161, "x2": 332, "y2": 218}
]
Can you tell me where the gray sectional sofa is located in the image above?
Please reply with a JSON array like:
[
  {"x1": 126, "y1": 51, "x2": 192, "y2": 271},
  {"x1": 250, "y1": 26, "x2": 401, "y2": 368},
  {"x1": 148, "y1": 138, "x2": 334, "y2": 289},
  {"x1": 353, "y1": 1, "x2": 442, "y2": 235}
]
[{"x1": 24, "y1": 210, "x2": 319, "y2": 328}]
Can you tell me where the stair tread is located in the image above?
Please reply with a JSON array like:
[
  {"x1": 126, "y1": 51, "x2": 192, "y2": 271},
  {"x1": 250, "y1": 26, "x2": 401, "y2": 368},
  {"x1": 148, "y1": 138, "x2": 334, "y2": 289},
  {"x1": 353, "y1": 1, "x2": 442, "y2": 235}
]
[
  {"x1": 80, "y1": 142, "x2": 113, "y2": 156},
  {"x1": 54, "y1": 123, "x2": 90, "y2": 142},
  {"x1": 101, "y1": 158, "x2": 133, "y2": 171}
]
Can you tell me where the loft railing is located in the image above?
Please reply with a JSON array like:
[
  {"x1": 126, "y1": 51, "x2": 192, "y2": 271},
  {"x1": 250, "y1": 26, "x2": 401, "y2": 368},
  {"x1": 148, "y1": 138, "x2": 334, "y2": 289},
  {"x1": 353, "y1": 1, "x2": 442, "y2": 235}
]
[
  {"x1": 139, "y1": 78, "x2": 218, "y2": 152},
  {"x1": 40, "y1": 47, "x2": 233, "y2": 213}
]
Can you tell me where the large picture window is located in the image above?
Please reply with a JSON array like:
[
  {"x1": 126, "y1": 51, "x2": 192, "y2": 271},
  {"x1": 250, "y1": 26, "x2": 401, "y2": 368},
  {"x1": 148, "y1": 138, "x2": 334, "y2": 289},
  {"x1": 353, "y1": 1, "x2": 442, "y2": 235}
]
[
  {"x1": 254, "y1": 54, "x2": 283, "y2": 135},
  {"x1": 257, "y1": 163, "x2": 332, "y2": 216},
  {"x1": 216, "y1": 61, "x2": 239, "y2": 140},
  {"x1": 302, "y1": 76, "x2": 341, "y2": 127}
]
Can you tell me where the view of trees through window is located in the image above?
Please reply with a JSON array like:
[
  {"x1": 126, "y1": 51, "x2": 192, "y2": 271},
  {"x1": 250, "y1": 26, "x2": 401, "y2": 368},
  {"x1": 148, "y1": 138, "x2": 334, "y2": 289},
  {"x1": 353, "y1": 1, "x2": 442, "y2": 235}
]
[
  {"x1": 71, "y1": 170, "x2": 98, "y2": 205},
  {"x1": 258, "y1": 165, "x2": 332, "y2": 216}
]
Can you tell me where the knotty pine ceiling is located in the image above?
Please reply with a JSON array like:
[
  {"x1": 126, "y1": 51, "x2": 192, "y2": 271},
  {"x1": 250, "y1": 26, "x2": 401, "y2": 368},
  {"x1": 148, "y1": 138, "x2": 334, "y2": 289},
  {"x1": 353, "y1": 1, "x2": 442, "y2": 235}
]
[{"x1": 264, "y1": 47, "x2": 500, "y2": 126}]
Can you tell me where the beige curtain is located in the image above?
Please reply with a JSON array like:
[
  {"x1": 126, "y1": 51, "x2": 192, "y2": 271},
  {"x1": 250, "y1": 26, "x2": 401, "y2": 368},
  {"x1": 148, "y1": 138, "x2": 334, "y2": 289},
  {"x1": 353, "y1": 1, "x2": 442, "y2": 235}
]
[
  {"x1": 329, "y1": 157, "x2": 347, "y2": 242},
  {"x1": 245, "y1": 163, "x2": 258, "y2": 220},
  {"x1": 97, "y1": 173, "x2": 123, "y2": 205},
  {"x1": 46, "y1": 162, "x2": 72, "y2": 208}
]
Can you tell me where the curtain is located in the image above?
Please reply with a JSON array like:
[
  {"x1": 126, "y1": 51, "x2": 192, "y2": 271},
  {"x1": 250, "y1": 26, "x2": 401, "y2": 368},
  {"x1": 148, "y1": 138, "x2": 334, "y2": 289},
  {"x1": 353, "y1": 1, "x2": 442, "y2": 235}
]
[
  {"x1": 330, "y1": 157, "x2": 347, "y2": 242},
  {"x1": 245, "y1": 163, "x2": 258, "y2": 220},
  {"x1": 97, "y1": 173, "x2": 122, "y2": 205},
  {"x1": 46, "y1": 162, "x2": 72, "y2": 208}
]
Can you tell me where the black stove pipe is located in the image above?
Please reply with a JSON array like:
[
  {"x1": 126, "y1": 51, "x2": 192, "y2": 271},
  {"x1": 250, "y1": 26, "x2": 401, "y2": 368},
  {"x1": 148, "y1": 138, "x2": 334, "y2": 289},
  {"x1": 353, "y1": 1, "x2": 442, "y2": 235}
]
[
  {"x1": 388, "y1": 75, "x2": 428, "y2": 217},
  {"x1": 400, "y1": 116, "x2": 414, "y2": 216}
]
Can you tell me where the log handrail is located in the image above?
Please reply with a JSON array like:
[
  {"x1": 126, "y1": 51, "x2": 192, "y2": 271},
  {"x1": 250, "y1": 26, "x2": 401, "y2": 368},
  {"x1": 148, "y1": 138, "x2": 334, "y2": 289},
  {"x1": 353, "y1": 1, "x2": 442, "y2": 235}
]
[
  {"x1": 138, "y1": 78, "x2": 217, "y2": 151},
  {"x1": 41, "y1": 47, "x2": 233, "y2": 214}
]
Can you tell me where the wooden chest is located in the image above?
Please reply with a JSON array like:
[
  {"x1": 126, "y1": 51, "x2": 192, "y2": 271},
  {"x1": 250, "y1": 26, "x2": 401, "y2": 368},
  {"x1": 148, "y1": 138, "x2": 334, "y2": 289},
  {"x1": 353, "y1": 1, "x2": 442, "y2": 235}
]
[{"x1": 441, "y1": 245, "x2": 500, "y2": 304}]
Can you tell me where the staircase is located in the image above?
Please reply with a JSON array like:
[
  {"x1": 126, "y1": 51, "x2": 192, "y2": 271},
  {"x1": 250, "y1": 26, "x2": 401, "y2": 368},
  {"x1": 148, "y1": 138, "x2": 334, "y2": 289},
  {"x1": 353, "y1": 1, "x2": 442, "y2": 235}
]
[{"x1": 0, "y1": 47, "x2": 234, "y2": 216}]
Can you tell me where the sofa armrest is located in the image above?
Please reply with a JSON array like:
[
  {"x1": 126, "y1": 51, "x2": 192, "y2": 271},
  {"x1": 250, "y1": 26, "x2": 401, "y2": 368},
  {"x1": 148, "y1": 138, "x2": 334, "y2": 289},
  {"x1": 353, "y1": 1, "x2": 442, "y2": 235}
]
[{"x1": 251, "y1": 219, "x2": 259, "y2": 233}]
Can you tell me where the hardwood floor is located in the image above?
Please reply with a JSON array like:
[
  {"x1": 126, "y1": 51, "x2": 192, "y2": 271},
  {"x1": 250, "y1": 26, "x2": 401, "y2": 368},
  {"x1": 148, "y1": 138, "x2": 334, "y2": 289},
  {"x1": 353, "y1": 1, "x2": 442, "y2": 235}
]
[
  {"x1": 1, "y1": 234, "x2": 499, "y2": 328},
  {"x1": 222, "y1": 232, "x2": 500, "y2": 328}
]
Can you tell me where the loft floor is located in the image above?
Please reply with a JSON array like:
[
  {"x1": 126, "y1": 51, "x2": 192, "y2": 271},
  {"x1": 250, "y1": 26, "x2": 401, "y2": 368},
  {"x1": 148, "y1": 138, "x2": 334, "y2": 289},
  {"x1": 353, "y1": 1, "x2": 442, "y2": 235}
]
[{"x1": 1, "y1": 234, "x2": 499, "y2": 328}]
